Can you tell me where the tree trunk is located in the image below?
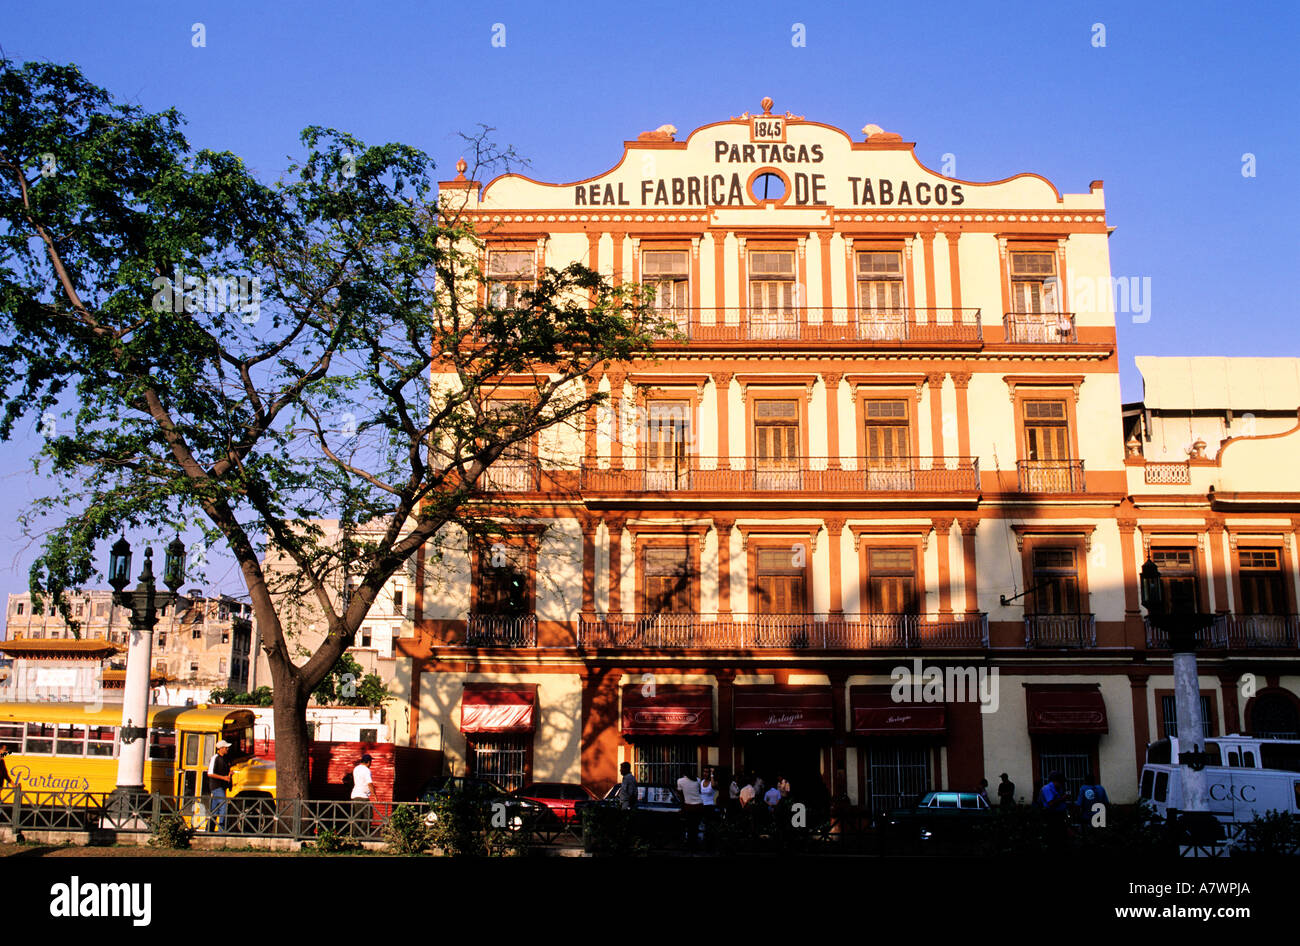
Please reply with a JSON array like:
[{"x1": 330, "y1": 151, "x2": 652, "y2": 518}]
[{"x1": 270, "y1": 670, "x2": 311, "y2": 800}]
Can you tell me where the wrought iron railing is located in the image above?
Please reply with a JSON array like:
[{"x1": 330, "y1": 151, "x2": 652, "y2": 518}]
[
  {"x1": 465, "y1": 614, "x2": 538, "y2": 647},
  {"x1": 578, "y1": 612, "x2": 989, "y2": 649},
  {"x1": 645, "y1": 307, "x2": 983, "y2": 345},
  {"x1": 1003, "y1": 312, "x2": 1077, "y2": 343},
  {"x1": 1147, "y1": 614, "x2": 1300, "y2": 649},
  {"x1": 1024, "y1": 613, "x2": 1097, "y2": 648},
  {"x1": 582, "y1": 457, "x2": 980, "y2": 494},
  {"x1": 1016, "y1": 459, "x2": 1085, "y2": 493}
]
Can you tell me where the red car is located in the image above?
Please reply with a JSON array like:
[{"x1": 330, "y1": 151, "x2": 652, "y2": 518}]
[{"x1": 513, "y1": 781, "x2": 596, "y2": 824}]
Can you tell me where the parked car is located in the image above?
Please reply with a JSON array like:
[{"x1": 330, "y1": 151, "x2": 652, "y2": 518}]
[
  {"x1": 417, "y1": 776, "x2": 547, "y2": 829},
  {"x1": 513, "y1": 781, "x2": 597, "y2": 825},
  {"x1": 882, "y1": 791, "x2": 993, "y2": 842}
]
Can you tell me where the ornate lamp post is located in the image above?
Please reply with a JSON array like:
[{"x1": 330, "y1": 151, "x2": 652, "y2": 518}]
[
  {"x1": 108, "y1": 535, "x2": 187, "y2": 797},
  {"x1": 1140, "y1": 557, "x2": 1217, "y2": 825}
]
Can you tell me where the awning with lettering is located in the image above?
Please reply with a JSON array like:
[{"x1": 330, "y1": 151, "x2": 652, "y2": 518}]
[
  {"x1": 734, "y1": 685, "x2": 833, "y2": 732},
  {"x1": 460, "y1": 683, "x2": 537, "y2": 734},
  {"x1": 850, "y1": 688, "x2": 947, "y2": 736},
  {"x1": 1025, "y1": 685, "x2": 1108, "y2": 734},
  {"x1": 621, "y1": 684, "x2": 713, "y2": 735}
]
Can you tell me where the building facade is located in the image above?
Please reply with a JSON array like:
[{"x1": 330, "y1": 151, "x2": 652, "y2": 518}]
[{"x1": 392, "y1": 102, "x2": 1300, "y2": 812}]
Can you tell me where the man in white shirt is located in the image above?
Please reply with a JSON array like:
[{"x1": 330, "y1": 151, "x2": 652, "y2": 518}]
[
  {"x1": 351, "y1": 753, "x2": 374, "y2": 801},
  {"x1": 677, "y1": 766, "x2": 703, "y2": 850}
]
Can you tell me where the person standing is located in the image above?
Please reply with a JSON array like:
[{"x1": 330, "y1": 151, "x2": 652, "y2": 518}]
[
  {"x1": 738, "y1": 775, "x2": 756, "y2": 808},
  {"x1": 206, "y1": 739, "x2": 233, "y2": 832},
  {"x1": 351, "y1": 753, "x2": 374, "y2": 801},
  {"x1": 0, "y1": 745, "x2": 11, "y2": 791},
  {"x1": 677, "y1": 766, "x2": 703, "y2": 851},
  {"x1": 997, "y1": 773, "x2": 1016, "y2": 808},
  {"x1": 617, "y1": 761, "x2": 638, "y2": 810},
  {"x1": 1075, "y1": 773, "x2": 1109, "y2": 829},
  {"x1": 763, "y1": 781, "x2": 782, "y2": 811},
  {"x1": 777, "y1": 773, "x2": 791, "y2": 800},
  {"x1": 976, "y1": 778, "x2": 990, "y2": 805},
  {"x1": 700, "y1": 766, "x2": 718, "y2": 809}
]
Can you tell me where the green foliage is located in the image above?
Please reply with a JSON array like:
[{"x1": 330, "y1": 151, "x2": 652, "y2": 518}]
[
  {"x1": 311, "y1": 652, "x2": 387, "y2": 706},
  {"x1": 209, "y1": 685, "x2": 273, "y2": 706},
  {"x1": 148, "y1": 812, "x2": 194, "y2": 849},
  {"x1": 1239, "y1": 810, "x2": 1300, "y2": 855},
  {"x1": 423, "y1": 784, "x2": 523, "y2": 857},
  {"x1": 0, "y1": 58, "x2": 664, "y2": 796},
  {"x1": 307, "y1": 828, "x2": 362, "y2": 854},
  {"x1": 383, "y1": 803, "x2": 430, "y2": 855}
]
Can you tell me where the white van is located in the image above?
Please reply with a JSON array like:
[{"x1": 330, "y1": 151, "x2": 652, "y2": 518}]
[{"x1": 1138, "y1": 734, "x2": 1300, "y2": 824}]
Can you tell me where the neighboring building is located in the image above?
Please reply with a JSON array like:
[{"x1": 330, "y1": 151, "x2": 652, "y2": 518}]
[
  {"x1": 257, "y1": 520, "x2": 408, "y2": 689},
  {"x1": 4, "y1": 589, "x2": 254, "y2": 701},
  {"x1": 390, "y1": 101, "x2": 1300, "y2": 809}
]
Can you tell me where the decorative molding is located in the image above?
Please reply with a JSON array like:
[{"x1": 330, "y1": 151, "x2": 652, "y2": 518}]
[
  {"x1": 847, "y1": 523, "x2": 934, "y2": 552},
  {"x1": 931, "y1": 517, "x2": 955, "y2": 534},
  {"x1": 822, "y1": 371, "x2": 844, "y2": 389},
  {"x1": 736, "y1": 523, "x2": 821, "y2": 553},
  {"x1": 950, "y1": 371, "x2": 972, "y2": 390},
  {"x1": 626, "y1": 519, "x2": 711, "y2": 552},
  {"x1": 1010, "y1": 523, "x2": 1097, "y2": 553},
  {"x1": 956, "y1": 518, "x2": 980, "y2": 537},
  {"x1": 735, "y1": 373, "x2": 819, "y2": 405},
  {"x1": 711, "y1": 371, "x2": 734, "y2": 390},
  {"x1": 925, "y1": 371, "x2": 946, "y2": 388},
  {"x1": 1003, "y1": 374, "x2": 1085, "y2": 403}
]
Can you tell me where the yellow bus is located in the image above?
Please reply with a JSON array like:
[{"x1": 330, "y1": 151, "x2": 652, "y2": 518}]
[{"x1": 0, "y1": 702, "x2": 277, "y2": 812}]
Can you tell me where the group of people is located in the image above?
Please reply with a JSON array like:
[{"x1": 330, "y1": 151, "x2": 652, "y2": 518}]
[{"x1": 974, "y1": 770, "x2": 1109, "y2": 833}]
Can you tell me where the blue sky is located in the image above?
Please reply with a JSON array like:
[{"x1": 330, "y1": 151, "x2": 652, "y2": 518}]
[{"x1": 0, "y1": 0, "x2": 1296, "y2": 606}]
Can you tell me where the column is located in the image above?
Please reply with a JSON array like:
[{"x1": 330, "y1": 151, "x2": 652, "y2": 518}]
[
  {"x1": 607, "y1": 517, "x2": 624, "y2": 617},
  {"x1": 714, "y1": 232, "x2": 728, "y2": 317},
  {"x1": 611, "y1": 231, "x2": 626, "y2": 286},
  {"x1": 1117, "y1": 518, "x2": 1142, "y2": 648},
  {"x1": 607, "y1": 370, "x2": 626, "y2": 470},
  {"x1": 583, "y1": 374, "x2": 601, "y2": 468},
  {"x1": 580, "y1": 666, "x2": 624, "y2": 795},
  {"x1": 716, "y1": 668, "x2": 737, "y2": 777},
  {"x1": 920, "y1": 231, "x2": 937, "y2": 318},
  {"x1": 586, "y1": 231, "x2": 601, "y2": 305},
  {"x1": 581, "y1": 520, "x2": 599, "y2": 617},
  {"x1": 926, "y1": 371, "x2": 946, "y2": 459},
  {"x1": 945, "y1": 229, "x2": 963, "y2": 313},
  {"x1": 1219, "y1": 672, "x2": 1241, "y2": 735},
  {"x1": 736, "y1": 236, "x2": 748, "y2": 327},
  {"x1": 957, "y1": 518, "x2": 980, "y2": 615},
  {"x1": 825, "y1": 517, "x2": 846, "y2": 615},
  {"x1": 829, "y1": 669, "x2": 849, "y2": 800},
  {"x1": 712, "y1": 371, "x2": 733, "y2": 469},
  {"x1": 1129, "y1": 673, "x2": 1150, "y2": 781},
  {"x1": 1207, "y1": 520, "x2": 1230, "y2": 611},
  {"x1": 933, "y1": 517, "x2": 954, "y2": 615},
  {"x1": 951, "y1": 371, "x2": 972, "y2": 460},
  {"x1": 823, "y1": 372, "x2": 842, "y2": 469},
  {"x1": 817, "y1": 231, "x2": 834, "y2": 320},
  {"x1": 715, "y1": 517, "x2": 734, "y2": 616},
  {"x1": 842, "y1": 237, "x2": 855, "y2": 314}
]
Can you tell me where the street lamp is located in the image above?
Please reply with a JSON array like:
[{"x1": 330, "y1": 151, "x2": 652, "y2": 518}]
[
  {"x1": 1141, "y1": 556, "x2": 1218, "y2": 841},
  {"x1": 109, "y1": 535, "x2": 188, "y2": 800}
]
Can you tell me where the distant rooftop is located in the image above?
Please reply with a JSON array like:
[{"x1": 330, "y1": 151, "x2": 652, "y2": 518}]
[{"x1": 1135, "y1": 356, "x2": 1300, "y2": 412}]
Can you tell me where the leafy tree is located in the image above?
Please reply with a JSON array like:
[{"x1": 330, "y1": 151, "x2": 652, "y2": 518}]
[
  {"x1": 0, "y1": 60, "x2": 668, "y2": 798},
  {"x1": 311, "y1": 652, "x2": 388, "y2": 706},
  {"x1": 210, "y1": 685, "x2": 274, "y2": 706}
]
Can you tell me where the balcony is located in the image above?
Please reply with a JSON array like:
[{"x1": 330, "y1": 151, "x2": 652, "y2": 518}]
[
  {"x1": 465, "y1": 614, "x2": 537, "y2": 647},
  {"x1": 1145, "y1": 614, "x2": 1300, "y2": 649},
  {"x1": 1016, "y1": 459, "x2": 1085, "y2": 493},
  {"x1": 649, "y1": 308, "x2": 982, "y2": 347},
  {"x1": 577, "y1": 612, "x2": 989, "y2": 649},
  {"x1": 1143, "y1": 461, "x2": 1191, "y2": 485},
  {"x1": 582, "y1": 457, "x2": 980, "y2": 496},
  {"x1": 1024, "y1": 613, "x2": 1096, "y2": 648},
  {"x1": 478, "y1": 460, "x2": 538, "y2": 492},
  {"x1": 1003, "y1": 312, "x2": 1077, "y2": 344}
]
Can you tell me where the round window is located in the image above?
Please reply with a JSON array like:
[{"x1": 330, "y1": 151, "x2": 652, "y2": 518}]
[{"x1": 750, "y1": 171, "x2": 786, "y2": 202}]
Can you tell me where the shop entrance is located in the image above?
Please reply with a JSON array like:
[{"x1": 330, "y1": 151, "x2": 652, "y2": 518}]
[{"x1": 741, "y1": 734, "x2": 830, "y2": 815}]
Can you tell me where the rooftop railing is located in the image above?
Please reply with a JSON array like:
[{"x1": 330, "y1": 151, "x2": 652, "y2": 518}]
[
  {"x1": 1002, "y1": 312, "x2": 1078, "y2": 344},
  {"x1": 577, "y1": 612, "x2": 989, "y2": 649},
  {"x1": 581, "y1": 457, "x2": 980, "y2": 494},
  {"x1": 645, "y1": 307, "x2": 982, "y2": 345}
]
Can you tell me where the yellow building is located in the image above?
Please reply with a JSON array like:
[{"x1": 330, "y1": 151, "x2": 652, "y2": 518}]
[{"x1": 389, "y1": 101, "x2": 1299, "y2": 818}]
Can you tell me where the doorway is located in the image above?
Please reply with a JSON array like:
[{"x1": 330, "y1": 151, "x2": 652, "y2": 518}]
[{"x1": 741, "y1": 734, "x2": 829, "y2": 816}]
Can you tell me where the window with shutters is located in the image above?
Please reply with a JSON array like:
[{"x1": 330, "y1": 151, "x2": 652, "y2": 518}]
[
  {"x1": 644, "y1": 400, "x2": 691, "y2": 488},
  {"x1": 864, "y1": 399, "x2": 912, "y2": 485},
  {"x1": 748, "y1": 250, "x2": 797, "y2": 338},
  {"x1": 1150, "y1": 547, "x2": 1200, "y2": 614},
  {"x1": 476, "y1": 545, "x2": 530, "y2": 616},
  {"x1": 1031, "y1": 548, "x2": 1080, "y2": 614},
  {"x1": 643, "y1": 545, "x2": 692, "y2": 614},
  {"x1": 856, "y1": 251, "x2": 906, "y2": 339},
  {"x1": 753, "y1": 546, "x2": 807, "y2": 614},
  {"x1": 866, "y1": 548, "x2": 918, "y2": 614},
  {"x1": 1009, "y1": 251, "x2": 1059, "y2": 315},
  {"x1": 642, "y1": 250, "x2": 689, "y2": 330},
  {"x1": 754, "y1": 399, "x2": 799, "y2": 469},
  {"x1": 1023, "y1": 400, "x2": 1069, "y2": 460},
  {"x1": 1238, "y1": 548, "x2": 1286, "y2": 615},
  {"x1": 486, "y1": 249, "x2": 535, "y2": 309}
]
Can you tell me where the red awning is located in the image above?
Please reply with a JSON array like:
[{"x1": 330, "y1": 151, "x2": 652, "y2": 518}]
[
  {"x1": 621, "y1": 684, "x2": 713, "y2": 735},
  {"x1": 850, "y1": 688, "x2": 947, "y2": 735},
  {"x1": 460, "y1": 683, "x2": 537, "y2": 734},
  {"x1": 1025, "y1": 686, "x2": 1108, "y2": 734},
  {"x1": 734, "y1": 685, "x2": 833, "y2": 731}
]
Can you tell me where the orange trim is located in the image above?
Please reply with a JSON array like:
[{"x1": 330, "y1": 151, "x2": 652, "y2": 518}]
[
  {"x1": 712, "y1": 371, "x2": 733, "y2": 467},
  {"x1": 713, "y1": 234, "x2": 726, "y2": 312},
  {"x1": 744, "y1": 537, "x2": 816, "y2": 613},
  {"x1": 1017, "y1": 533, "x2": 1092, "y2": 616},
  {"x1": 855, "y1": 533, "x2": 929, "y2": 616},
  {"x1": 951, "y1": 371, "x2": 972, "y2": 459},
  {"x1": 946, "y1": 231, "x2": 962, "y2": 312},
  {"x1": 818, "y1": 232, "x2": 833, "y2": 312},
  {"x1": 824, "y1": 372, "x2": 843, "y2": 470},
  {"x1": 933, "y1": 517, "x2": 953, "y2": 614},
  {"x1": 854, "y1": 381, "x2": 924, "y2": 459},
  {"x1": 927, "y1": 372, "x2": 945, "y2": 457},
  {"x1": 715, "y1": 518, "x2": 735, "y2": 615},
  {"x1": 957, "y1": 519, "x2": 979, "y2": 614},
  {"x1": 825, "y1": 518, "x2": 846, "y2": 614},
  {"x1": 633, "y1": 534, "x2": 703, "y2": 614},
  {"x1": 744, "y1": 389, "x2": 813, "y2": 462},
  {"x1": 921, "y1": 233, "x2": 937, "y2": 310}
]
